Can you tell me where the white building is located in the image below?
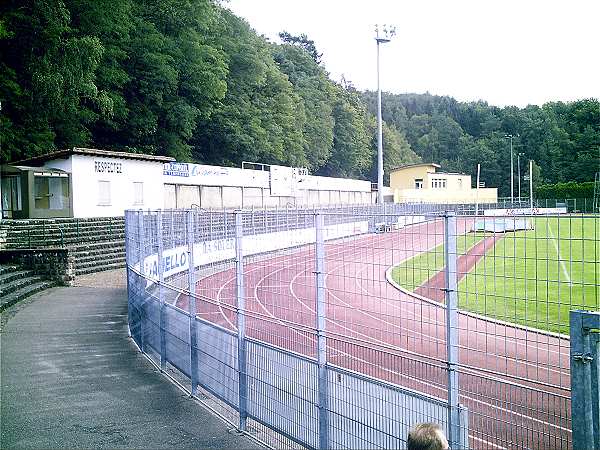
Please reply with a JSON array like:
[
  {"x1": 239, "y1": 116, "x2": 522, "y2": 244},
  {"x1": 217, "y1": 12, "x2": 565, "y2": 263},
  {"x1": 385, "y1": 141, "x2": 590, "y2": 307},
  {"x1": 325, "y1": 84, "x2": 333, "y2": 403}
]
[
  {"x1": 1, "y1": 148, "x2": 375, "y2": 219},
  {"x1": 1, "y1": 148, "x2": 172, "y2": 219}
]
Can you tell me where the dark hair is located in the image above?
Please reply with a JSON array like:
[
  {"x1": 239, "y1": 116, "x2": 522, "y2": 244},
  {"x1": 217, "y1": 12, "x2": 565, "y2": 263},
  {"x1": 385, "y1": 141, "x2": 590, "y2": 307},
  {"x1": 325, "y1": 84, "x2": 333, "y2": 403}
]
[{"x1": 407, "y1": 423, "x2": 448, "y2": 450}]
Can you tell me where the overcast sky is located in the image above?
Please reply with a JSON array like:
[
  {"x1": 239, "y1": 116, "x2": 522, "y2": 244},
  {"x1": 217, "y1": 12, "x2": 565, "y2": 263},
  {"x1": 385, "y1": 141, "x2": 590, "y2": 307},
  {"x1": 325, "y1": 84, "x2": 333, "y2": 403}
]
[{"x1": 226, "y1": 0, "x2": 599, "y2": 108}]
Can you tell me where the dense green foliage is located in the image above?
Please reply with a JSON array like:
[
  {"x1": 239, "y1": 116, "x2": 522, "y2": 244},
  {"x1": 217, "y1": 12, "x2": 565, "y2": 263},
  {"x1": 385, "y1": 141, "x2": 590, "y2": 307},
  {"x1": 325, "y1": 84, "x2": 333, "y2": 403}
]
[
  {"x1": 1, "y1": 0, "x2": 598, "y2": 191},
  {"x1": 536, "y1": 181, "x2": 595, "y2": 199},
  {"x1": 361, "y1": 92, "x2": 599, "y2": 195}
]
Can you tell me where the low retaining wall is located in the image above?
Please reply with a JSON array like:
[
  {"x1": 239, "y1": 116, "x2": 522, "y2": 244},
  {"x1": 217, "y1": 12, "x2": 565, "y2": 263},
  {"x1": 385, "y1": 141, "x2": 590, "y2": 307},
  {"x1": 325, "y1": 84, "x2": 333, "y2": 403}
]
[
  {"x1": 0, "y1": 249, "x2": 75, "y2": 285},
  {"x1": 140, "y1": 221, "x2": 369, "y2": 283}
]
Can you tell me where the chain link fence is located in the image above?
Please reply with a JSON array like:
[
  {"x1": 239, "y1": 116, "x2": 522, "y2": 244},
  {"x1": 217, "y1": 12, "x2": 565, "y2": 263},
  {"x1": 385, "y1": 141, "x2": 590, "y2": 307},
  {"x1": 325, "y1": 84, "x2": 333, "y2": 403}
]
[{"x1": 126, "y1": 204, "x2": 599, "y2": 449}]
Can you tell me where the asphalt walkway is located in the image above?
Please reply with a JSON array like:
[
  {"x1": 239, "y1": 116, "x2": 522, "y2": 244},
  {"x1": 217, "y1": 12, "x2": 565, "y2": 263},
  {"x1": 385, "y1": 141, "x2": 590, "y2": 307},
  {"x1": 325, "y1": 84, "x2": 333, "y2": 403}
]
[{"x1": 1, "y1": 271, "x2": 260, "y2": 449}]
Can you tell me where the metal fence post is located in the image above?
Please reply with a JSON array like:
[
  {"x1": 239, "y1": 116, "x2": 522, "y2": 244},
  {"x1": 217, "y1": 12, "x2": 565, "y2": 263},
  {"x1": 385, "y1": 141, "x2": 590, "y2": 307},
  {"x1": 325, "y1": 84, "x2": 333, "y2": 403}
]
[
  {"x1": 315, "y1": 213, "x2": 329, "y2": 450},
  {"x1": 235, "y1": 211, "x2": 248, "y2": 431},
  {"x1": 137, "y1": 211, "x2": 146, "y2": 352},
  {"x1": 444, "y1": 212, "x2": 461, "y2": 449},
  {"x1": 157, "y1": 210, "x2": 166, "y2": 371},
  {"x1": 570, "y1": 310, "x2": 600, "y2": 449},
  {"x1": 187, "y1": 210, "x2": 199, "y2": 396}
]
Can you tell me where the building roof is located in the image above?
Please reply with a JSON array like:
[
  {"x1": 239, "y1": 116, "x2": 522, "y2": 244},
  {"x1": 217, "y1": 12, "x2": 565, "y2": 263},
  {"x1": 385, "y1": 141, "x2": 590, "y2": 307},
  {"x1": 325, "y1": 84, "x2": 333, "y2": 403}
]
[
  {"x1": 389, "y1": 163, "x2": 441, "y2": 173},
  {"x1": 1, "y1": 165, "x2": 69, "y2": 174},
  {"x1": 10, "y1": 147, "x2": 175, "y2": 166},
  {"x1": 435, "y1": 171, "x2": 469, "y2": 176}
]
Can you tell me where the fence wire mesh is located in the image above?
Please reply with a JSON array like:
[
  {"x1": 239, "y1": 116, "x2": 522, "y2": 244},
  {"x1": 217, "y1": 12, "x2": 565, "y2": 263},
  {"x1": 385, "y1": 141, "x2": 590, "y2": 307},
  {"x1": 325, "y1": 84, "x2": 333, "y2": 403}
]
[{"x1": 126, "y1": 204, "x2": 599, "y2": 450}]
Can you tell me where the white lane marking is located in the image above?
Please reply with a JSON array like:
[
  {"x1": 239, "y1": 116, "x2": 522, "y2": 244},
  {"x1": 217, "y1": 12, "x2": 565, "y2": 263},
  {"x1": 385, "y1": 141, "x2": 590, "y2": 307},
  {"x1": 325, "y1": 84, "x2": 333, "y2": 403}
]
[
  {"x1": 198, "y1": 226, "x2": 571, "y2": 439},
  {"x1": 330, "y1": 230, "x2": 569, "y2": 374},
  {"x1": 547, "y1": 222, "x2": 572, "y2": 285}
]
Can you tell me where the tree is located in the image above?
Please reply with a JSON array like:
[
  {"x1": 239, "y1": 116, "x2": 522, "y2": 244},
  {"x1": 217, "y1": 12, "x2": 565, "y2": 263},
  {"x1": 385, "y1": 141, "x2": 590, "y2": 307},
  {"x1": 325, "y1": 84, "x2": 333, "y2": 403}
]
[
  {"x1": 0, "y1": 0, "x2": 105, "y2": 161},
  {"x1": 192, "y1": 10, "x2": 306, "y2": 168},
  {"x1": 272, "y1": 41, "x2": 334, "y2": 171},
  {"x1": 278, "y1": 31, "x2": 322, "y2": 64}
]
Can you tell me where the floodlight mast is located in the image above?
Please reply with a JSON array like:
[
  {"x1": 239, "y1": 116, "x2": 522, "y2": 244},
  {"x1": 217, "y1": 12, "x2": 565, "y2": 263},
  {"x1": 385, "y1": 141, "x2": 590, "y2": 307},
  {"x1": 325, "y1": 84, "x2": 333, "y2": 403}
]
[
  {"x1": 505, "y1": 134, "x2": 518, "y2": 204},
  {"x1": 375, "y1": 24, "x2": 395, "y2": 204}
]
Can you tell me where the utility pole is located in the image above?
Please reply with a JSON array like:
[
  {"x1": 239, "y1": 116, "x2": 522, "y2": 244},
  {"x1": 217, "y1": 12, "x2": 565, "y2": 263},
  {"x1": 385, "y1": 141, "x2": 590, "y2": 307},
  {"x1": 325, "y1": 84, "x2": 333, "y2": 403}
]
[
  {"x1": 475, "y1": 163, "x2": 481, "y2": 216},
  {"x1": 529, "y1": 160, "x2": 534, "y2": 210},
  {"x1": 505, "y1": 134, "x2": 517, "y2": 204},
  {"x1": 375, "y1": 24, "x2": 395, "y2": 204},
  {"x1": 517, "y1": 152, "x2": 524, "y2": 203}
]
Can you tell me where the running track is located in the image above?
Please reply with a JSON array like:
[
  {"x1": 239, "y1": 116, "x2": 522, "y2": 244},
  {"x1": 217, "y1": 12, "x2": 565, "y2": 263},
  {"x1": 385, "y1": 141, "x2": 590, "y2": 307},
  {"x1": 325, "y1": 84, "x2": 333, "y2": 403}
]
[{"x1": 177, "y1": 219, "x2": 571, "y2": 449}]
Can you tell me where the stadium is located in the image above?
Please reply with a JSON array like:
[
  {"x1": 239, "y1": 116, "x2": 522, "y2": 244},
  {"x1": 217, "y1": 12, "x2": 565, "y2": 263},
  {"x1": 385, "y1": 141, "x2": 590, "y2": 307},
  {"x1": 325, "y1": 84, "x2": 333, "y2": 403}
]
[{"x1": 126, "y1": 203, "x2": 599, "y2": 450}]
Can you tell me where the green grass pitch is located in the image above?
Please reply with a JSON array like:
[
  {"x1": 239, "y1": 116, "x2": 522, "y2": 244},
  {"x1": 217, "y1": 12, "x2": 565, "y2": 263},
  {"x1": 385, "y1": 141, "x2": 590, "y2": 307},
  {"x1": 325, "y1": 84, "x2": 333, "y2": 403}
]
[{"x1": 391, "y1": 216, "x2": 600, "y2": 334}]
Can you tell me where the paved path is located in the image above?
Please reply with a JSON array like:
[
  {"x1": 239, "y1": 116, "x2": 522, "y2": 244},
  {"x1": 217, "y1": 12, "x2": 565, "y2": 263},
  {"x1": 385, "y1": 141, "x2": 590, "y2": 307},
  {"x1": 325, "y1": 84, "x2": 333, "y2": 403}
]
[{"x1": 1, "y1": 270, "x2": 260, "y2": 449}]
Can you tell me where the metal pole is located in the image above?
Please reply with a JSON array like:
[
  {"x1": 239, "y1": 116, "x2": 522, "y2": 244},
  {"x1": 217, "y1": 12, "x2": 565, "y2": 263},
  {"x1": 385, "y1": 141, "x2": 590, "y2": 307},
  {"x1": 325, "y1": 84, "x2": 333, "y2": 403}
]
[
  {"x1": 444, "y1": 212, "x2": 460, "y2": 449},
  {"x1": 187, "y1": 210, "x2": 199, "y2": 396},
  {"x1": 529, "y1": 160, "x2": 534, "y2": 210},
  {"x1": 157, "y1": 210, "x2": 166, "y2": 371},
  {"x1": 517, "y1": 153, "x2": 522, "y2": 202},
  {"x1": 475, "y1": 163, "x2": 480, "y2": 216},
  {"x1": 376, "y1": 40, "x2": 384, "y2": 205},
  {"x1": 126, "y1": 212, "x2": 132, "y2": 337},
  {"x1": 235, "y1": 211, "x2": 248, "y2": 431},
  {"x1": 510, "y1": 136, "x2": 514, "y2": 204},
  {"x1": 137, "y1": 211, "x2": 146, "y2": 352},
  {"x1": 569, "y1": 310, "x2": 600, "y2": 449},
  {"x1": 315, "y1": 213, "x2": 329, "y2": 449}
]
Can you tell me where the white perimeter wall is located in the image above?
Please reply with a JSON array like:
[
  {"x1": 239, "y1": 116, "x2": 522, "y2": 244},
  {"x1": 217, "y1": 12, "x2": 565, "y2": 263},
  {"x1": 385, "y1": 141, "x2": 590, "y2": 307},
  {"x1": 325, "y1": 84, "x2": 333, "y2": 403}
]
[
  {"x1": 484, "y1": 207, "x2": 567, "y2": 216},
  {"x1": 163, "y1": 163, "x2": 371, "y2": 193},
  {"x1": 140, "y1": 221, "x2": 370, "y2": 282},
  {"x1": 163, "y1": 162, "x2": 374, "y2": 209},
  {"x1": 46, "y1": 155, "x2": 164, "y2": 217}
]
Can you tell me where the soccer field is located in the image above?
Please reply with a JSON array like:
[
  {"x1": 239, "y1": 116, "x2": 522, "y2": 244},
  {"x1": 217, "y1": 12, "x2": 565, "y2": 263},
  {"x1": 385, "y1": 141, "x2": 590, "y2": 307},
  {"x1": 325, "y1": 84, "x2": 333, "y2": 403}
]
[{"x1": 392, "y1": 216, "x2": 600, "y2": 334}]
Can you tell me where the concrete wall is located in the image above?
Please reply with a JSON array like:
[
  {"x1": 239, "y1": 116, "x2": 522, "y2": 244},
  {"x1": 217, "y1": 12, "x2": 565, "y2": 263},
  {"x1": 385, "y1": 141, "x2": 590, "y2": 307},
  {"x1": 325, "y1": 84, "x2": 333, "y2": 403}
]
[
  {"x1": 394, "y1": 187, "x2": 498, "y2": 204},
  {"x1": 163, "y1": 184, "x2": 376, "y2": 210}
]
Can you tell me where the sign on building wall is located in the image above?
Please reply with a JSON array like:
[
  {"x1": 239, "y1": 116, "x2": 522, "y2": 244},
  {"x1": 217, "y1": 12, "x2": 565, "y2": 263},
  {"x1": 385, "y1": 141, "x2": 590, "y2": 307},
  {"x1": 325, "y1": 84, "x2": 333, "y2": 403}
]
[
  {"x1": 94, "y1": 160, "x2": 123, "y2": 174},
  {"x1": 270, "y1": 165, "x2": 295, "y2": 197},
  {"x1": 163, "y1": 162, "x2": 190, "y2": 177}
]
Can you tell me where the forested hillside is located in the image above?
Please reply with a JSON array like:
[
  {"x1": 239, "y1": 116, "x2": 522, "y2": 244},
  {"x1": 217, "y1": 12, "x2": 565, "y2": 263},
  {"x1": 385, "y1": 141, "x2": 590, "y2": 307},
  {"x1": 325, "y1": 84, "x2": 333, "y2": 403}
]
[
  {"x1": 1, "y1": 0, "x2": 598, "y2": 195},
  {"x1": 361, "y1": 92, "x2": 599, "y2": 193}
]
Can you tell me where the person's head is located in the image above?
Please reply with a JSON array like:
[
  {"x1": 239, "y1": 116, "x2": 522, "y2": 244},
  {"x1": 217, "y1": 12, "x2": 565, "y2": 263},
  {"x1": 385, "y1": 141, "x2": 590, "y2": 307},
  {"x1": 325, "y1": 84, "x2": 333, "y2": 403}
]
[{"x1": 407, "y1": 423, "x2": 450, "y2": 450}]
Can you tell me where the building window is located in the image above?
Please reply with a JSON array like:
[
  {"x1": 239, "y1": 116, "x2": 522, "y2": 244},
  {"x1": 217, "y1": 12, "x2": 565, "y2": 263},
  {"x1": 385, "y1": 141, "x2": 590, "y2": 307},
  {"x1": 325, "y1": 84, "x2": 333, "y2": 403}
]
[
  {"x1": 415, "y1": 178, "x2": 423, "y2": 189},
  {"x1": 431, "y1": 178, "x2": 447, "y2": 189},
  {"x1": 1, "y1": 176, "x2": 22, "y2": 213},
  {"x1": 133, "y1": 182, "x2": 144, "y2": 206},
  {"x1": 98, "y1": 181, "x2": 111, "y2": 206}
]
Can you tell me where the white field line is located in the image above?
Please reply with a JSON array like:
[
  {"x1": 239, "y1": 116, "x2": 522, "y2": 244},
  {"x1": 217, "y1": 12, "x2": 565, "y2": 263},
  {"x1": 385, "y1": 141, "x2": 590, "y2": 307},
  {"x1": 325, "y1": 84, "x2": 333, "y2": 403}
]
[{"x1": 547, "y1": 223, "x2": 572, "y2": 285}]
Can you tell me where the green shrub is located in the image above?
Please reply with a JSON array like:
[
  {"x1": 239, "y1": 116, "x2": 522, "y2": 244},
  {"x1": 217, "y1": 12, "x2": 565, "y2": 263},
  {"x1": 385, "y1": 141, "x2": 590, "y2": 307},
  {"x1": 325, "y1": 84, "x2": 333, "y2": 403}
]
[{"x1": 536, "y1": 181, "x2": 595, "y2": 199}]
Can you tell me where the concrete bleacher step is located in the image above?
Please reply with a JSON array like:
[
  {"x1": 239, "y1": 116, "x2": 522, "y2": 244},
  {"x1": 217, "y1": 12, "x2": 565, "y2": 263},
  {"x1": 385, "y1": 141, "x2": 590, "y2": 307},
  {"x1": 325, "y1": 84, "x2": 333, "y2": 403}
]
[
  {"x1": 1, "y1": 217, "x2": 127, "y2": 277},
  {"x1": 0, "y1": 269, "x2": 36, "y2": 289},
  {"x1": 1, "y1": 274, "x2": 46, "y2": 297},
  {"x1": 75, "y1": 260, "x2": 126, "y2": 276},
  {"x1": 2, "y1": 217, "x2": 125, "y2": 250},
  {"x1": 0, "y1": 265, "x2": 56, "y2": 311},
  {"x1": 0, "y1": 264, "x2": 20, "y2": 277},
  {"x1": 70, "y1": 240, "x2": 125, "y2": 253},
  {"x1": 74, "y1": 253, "x2": 125, "y2": 266}
]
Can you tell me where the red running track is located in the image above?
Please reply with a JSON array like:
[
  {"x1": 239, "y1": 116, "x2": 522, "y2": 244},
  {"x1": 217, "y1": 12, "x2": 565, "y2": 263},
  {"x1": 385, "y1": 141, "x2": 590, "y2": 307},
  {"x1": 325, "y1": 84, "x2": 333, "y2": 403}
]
[{"x1": 177, "y1": 219, "x2": 572, "y2": 450}]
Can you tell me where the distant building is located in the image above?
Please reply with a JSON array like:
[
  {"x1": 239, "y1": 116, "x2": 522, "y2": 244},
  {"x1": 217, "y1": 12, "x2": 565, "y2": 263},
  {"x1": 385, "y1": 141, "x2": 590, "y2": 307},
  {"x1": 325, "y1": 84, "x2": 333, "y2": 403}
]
[{"x1": 390, "y1": 163, "x2": 497, "y2": 204}]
